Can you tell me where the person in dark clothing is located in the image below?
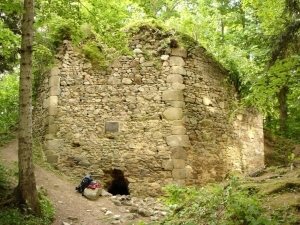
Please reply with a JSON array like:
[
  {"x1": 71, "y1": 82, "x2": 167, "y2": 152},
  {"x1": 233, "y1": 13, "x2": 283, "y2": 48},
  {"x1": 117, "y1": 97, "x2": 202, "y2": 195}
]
[{"x1": 75, "y1": 174, "x2": 93, "y2": 195}]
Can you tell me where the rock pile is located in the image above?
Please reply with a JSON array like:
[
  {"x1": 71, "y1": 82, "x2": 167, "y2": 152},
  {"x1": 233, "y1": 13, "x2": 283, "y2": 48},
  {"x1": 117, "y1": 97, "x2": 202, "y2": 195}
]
[{"x1": 102, "y1": 195, "x2": 168, "y2": 224}]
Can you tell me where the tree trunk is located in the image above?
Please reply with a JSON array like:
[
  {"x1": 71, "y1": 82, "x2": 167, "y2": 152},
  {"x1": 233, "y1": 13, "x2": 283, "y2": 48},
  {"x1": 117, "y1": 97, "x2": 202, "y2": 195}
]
[
  {"x1": 277, "y1": 85, "x2": 289, "y2": 134},
  {"x1": 17, "y1": 0, "x2": 40, "y2": 215}
]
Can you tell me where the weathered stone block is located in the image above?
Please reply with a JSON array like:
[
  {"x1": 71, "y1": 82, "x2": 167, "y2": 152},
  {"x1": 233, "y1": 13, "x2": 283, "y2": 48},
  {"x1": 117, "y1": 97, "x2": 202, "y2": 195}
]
[
  {"x1": 46, "y1": 155, "x2": 58, "y2": 164},
  {"x1": 126, "y1": 96, "x2": 136, "y2": 102},
  {"x1": 152, "y1": 131, "x2": 162, "y2": 139},
  {"x1": 135, "y1": 75, "x2": 142, "y2": 84},
  {"x1": 85, "y1": 86, "x2": 95, "y2": 93},
  {"x1": 236, "y1": 114, "x2": 243, "y2": 121},
  {"x1": 65, "y1": 132, "x2": 73, "y2": 140},
  {"x1": 202, "y1": 132, "x2": 212, "y2": 141},
  {"x1": 50, "y1": 86, "x2": 61, "y2": 96},
  {"x1": 45, "y1": 134, "x2": 55, "y2": 140},
  {"x1": 172, "y1": 169, "x2": 187, "y2": 179},
  {"x1": 130, "y1": 60, "x2": 139, "y2": 67},
  {"x1": 170, "y1": 56, "x2": 185, "y2": 66},
  {"x1": 43, "y1": 98, "x2": 49, "y2": 108},
  {"x1": 45, "y1": 139, "x2": 64, "y2": 150},
  {"x1": 185, "y1": 165, "x2": 194, "y2": 178},
  {"x1": 173, "y1": 159, "x2": 186, "y2": 169},
  {"x1": 64, "y1": 117, "x2": 73, "y2": 124},
  {"x1": 122, "y1": 78, "x2": 133, "y2": 84},
  {"x1": 108, "y1": 77, "x2": 121, "y2": 85},
  {"x1": 49, "y1": 67, "x2": 60, "y2": 76},
  {"x1": 203, "y1": 97, "x2": 212, "y2": 106},
  {"x1": 148, "y1": 182, "x2": 161, "y2": 190},
  {"x1": 48, "y1": 124, "x2": 59, "y2": 134},
  {"x1": 166, "y1": 135, "x2": 191, "y2": 147},
  {"x1": 172, "y1": 83, "x2": 185, "y2": 90},
  {"x1": 105, "y1": 121, "x2": 119, "y2": 132},
  {"x1": 219, "y1": 101, "x2": 225, "y2": 109},
  {"x1": 162, "y1": 160, "x2": 173, "y2": 170},
  {"x1": 171, "y1": 47, "x2": 187, "y2": 58},
  {"x1": 46, "y1": 116, "x2": 54, "y2": 125},
  {"x1": 44, "y1": 150, "x2": 55, "y2": 156},
  {"x1": 199, "y1": 119, "x2": 213, "y2": 127},
  {"x1": 68, "y1": 98, "x2": 77, "y2": 104},
  {"x1": 161, "y1": 55, "x2": 169, "y2": 61},
  {"x1": 49, "y1": 96, "x2": 58, "y2": 106},
  {"x1": 170, "y1": 66, "x2": 186, "y2": 75},
  {"x1": 162, "y1": 90, "x2": 183, "y2": 101},
  {"x1": 48, "y1": 106, "x2": 58, "y2": 116},
  {"x1": 49, "y1": 75, "x2": 60, "y2": 86},
  {"x1": 167, "y1": 74, "x2": 183, "y2": 83},
  {"x1": 163, "y1": 108, "x2": 183, "y2": 120},
  {"x1": 171, "y1": 126, "x2": 186, "y2": 135},
  {"x1": 171, "y1": 147, "x2": 187, "y2": 159}
]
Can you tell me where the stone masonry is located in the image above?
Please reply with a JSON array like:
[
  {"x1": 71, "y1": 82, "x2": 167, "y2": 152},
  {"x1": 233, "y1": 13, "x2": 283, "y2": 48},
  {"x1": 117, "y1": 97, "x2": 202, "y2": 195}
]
[{"x1": 33, "y1": 25, "x2": 264, "y2": 196}]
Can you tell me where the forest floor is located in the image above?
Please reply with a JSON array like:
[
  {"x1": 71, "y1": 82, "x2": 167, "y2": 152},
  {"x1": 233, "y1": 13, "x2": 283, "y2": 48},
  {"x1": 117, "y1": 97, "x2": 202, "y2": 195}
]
[{"x1": 0, "y1": 140, "x2": 159, "y2": 225}]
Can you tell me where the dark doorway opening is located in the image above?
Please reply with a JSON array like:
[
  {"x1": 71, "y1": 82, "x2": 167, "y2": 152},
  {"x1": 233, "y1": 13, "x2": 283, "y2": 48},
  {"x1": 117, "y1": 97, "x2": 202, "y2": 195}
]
[{"x1": 107, "y1": 169, "x2": 130, "y2": 195}]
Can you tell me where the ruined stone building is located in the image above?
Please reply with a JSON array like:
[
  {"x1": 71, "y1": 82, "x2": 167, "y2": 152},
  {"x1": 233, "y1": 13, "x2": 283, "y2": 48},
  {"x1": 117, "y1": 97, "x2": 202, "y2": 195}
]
[{"x1": 33, "y1": 25, "x2": 264, "y2": 196}]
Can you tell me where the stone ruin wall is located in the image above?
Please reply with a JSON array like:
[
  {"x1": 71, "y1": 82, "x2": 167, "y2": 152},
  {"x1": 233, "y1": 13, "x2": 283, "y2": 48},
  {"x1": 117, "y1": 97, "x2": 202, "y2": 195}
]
[{"x1": 33, "y1": 26, "x2": 264, "y2": 196}]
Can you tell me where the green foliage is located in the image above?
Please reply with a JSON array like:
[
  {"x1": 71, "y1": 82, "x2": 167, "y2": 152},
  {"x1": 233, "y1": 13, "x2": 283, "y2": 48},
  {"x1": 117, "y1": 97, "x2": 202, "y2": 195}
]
[
  {"x1": 0, "y1": 1, "x2": 22, "y2": 72},
  {"x1": 0, "y1": 72, "x2": 19, "y2": 144},
  {"x1": 159, "y1": 177, "x2": 290, "y2": 225},
  {"x1": 32, "y1": 32, "x2": 56, "y2": 101},
  {"x1": 242, "y1": 0, "x2": 287, "y2": 35},
  {"x1": 0, "y1": 163, "x2": 14, "y2": 199},
  {"x1": 132, "y1": 0, "x2": 182, "y2": 20},
  {"x1": 81, "y1": 40, "x2": 107, "y2": 68},
  {"x1": 38, "y1": 188, "x2": 55, "y2": 224},
  {"x1": 0, "y1": 207, "x2": 53, "y2": 225},
  {"x1": 48, "y1": 18, "x2": 85, "y2": 46},
  {"x1": 0, "y1": 20, "x2": 21, "y2": 71}
]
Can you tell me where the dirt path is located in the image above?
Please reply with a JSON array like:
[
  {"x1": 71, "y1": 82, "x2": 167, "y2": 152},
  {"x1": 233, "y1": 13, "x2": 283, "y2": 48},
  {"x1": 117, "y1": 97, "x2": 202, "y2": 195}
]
[{"x1": 0, "y1": 140, "x2": 158, "y2": 225}]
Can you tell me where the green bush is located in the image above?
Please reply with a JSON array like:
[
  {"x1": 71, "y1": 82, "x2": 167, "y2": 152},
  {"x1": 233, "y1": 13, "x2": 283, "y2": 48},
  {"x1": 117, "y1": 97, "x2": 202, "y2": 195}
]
[
  {"x1": 159, "y1": 177, "x2": 285, "y2": 225},
  {"x1": 0, "y1": 72, "x2": 19, "y2": 145},
  {"x1": 82, "y1": 40, "x2": 107, "y2": 68},
  {"x1": 0, "y1": 163, "x2": 13, "y2": 199},
  {"x1": 38, "y1": 188, "x2": 56, "y2": 224},
  {"x1": 0, "y1": 207, "x2": 54, "y2": 225},
  {"x1": 48, "y1": 17, "x2": 84, "y2": 46}
]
